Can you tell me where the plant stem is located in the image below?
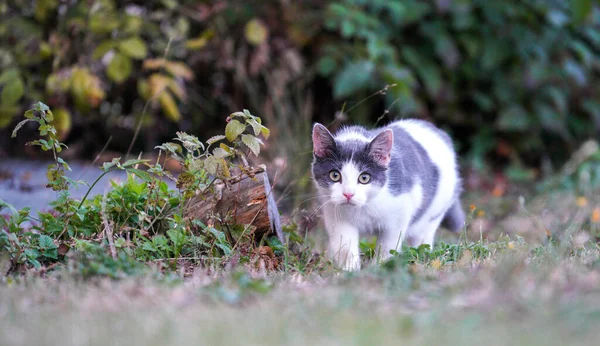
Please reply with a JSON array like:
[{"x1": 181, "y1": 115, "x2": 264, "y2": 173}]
[{"x1": 77, "y1": 170, "x2": 112, "y2": 210}]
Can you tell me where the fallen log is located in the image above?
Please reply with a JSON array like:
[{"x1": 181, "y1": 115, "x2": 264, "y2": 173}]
[{"x1": 185, "y1": 166, "x2": 284, "y2": 242}]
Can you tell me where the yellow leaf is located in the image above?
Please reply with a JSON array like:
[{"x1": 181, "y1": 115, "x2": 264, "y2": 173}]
[
  {"x1": 245, "y1": 19, "x2": 268, "y2": 46},
  {"x1": 71, "y1": 68, "x2": 105, "y2": 109},
  {"x1": 165, "y1": 61, "x2": 194, "y2": 80},
  {"x1": 53, "y1": 108, "x2": 72, "y2": 140},
  {"x1": 168, "y1": 79, "x2": 187, "y2": 101},
  {"x1": 147, "y1": 74, "x2": 171, "y2": 98},
  {"x1": 159, "y1": 92, "x2": 180, "y2": 122},
  {"x1": 143, "y1": 58, "x2": 165, "y2": 70},
  {"x1": 185, "y1": 29, "x2": 214, "y2": 50}
]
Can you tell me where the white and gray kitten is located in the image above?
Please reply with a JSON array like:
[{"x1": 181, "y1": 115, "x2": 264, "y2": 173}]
[{"x1": 311, "y1": 120, "x2": 465, "y2": 270}]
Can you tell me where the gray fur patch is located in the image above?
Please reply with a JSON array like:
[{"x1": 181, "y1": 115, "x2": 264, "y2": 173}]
[{"x1": 383, "y1": 126, "x2": 439, "y2": 225}]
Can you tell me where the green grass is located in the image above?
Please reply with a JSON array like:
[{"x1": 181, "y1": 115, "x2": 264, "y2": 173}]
[{"x1": 2, "y1": 237, "x2": 600, "y2": 346}]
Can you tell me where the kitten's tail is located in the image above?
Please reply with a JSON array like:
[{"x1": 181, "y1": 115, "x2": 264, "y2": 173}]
[{"x1": 442, "y1": 200, "x2": 466, "y2": 233}]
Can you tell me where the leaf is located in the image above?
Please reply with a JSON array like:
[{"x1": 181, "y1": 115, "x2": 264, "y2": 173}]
[
  {"x1": 1, "y1": 77, "x2": 25, "y2": 105},
  {"x1": 118, "y1": 37, "x2": 148, "y2": 59},
  {"x1": 245, "y1": 19, "x2": 269, "y2": 46},
  {"x1": 317, "y1": 56, "x2": 337, "y2": 76},
  {"x1": 122, "y1": 159, "x2": 148, "y2": 168},
  {"x1": 92, "y1": 40, "x2": 117, "y2": 60},
  {"x1": 159, "y1": 92, "x2": 181, "y2": 122},
  {"x1": 185, "y1": 29, "x2": 214, "y2": 50},
  {"x1": 167, "y1": 79, "x2": 186, "y2": 101},
  {"x1": 11, "y1": 118, "x2": 34, "y2": 138},
  {"x1": 225, "y1": 119, "x2": 246, "y2": 142},
  {"x1": 206, "y1": 135, "x2": 226, "y2": 145},
  {"x1": 107, "y1": 53, "x2": 133, "y2": 84},
  {"x1": 164, "y1": 61, "x2": 194, "y2": 80},
  {"x1": 103, "y1": 157, "x2": 121, "y2": 171},
  {"x1": 260, "y1": 126, "x2": 270, "y2": 139},
  {"x1": 219, "y1": 143, "x2": 233, "y2": 153},
  {"x1": 247, "y1": 118, "x2": 262, "y2": 136},
  {"x1": 38, "y1": 234, "x2": 56, "y2": 250},
  {"x1": 147, "y1": 74, "x2": 171, "y2": 98},
  {"x1": 333, "y1": 61, "x2": 375, "y2": 99},
  {"x1": 0, "y1": 68, "x2": 19, "y2": 84},
  {"x1": 212, "y1": 147, "x2": 231, "y2": 159},
  {"x1": 143, "y1": 58, "x2": 166, "y2": 70},
  {"x1": 128, "y1": 168, "x2": 153, "y2": 182},
  {"x1": 203, "y1": 156, "x2": 219, "y2": 175},
  {"x1": 241, "y1": 134, "x2": 262, "y2": 157},
  {"x1": 57, "y1": 157, "x2": 71, "y2": 171},
  {"x1": 496, "y1": 105, "x2": 531, "y2": 131},
  {"x1": 572, "y1": 0, "x2": 593, "y2": 23}
]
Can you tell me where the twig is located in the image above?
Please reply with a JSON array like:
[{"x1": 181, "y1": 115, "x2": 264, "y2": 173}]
[{"x1": 101, "y1": 189, "x2": 117, "y2": 259}]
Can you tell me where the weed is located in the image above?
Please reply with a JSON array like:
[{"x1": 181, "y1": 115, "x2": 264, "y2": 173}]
[{"x1": 1, "y1": 103, "x2": 281, "y2": 278}]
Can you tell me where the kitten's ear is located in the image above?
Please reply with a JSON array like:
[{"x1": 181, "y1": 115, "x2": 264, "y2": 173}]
[
  {"x1": 369, "y1": 129, "x2": 393, "y2": 167},
  {"x1": 312, "y1": 123, "x2": 336, "y2": 158}
]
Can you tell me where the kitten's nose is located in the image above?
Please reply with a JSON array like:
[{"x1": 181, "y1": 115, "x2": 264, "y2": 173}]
[{"x1": 343, "y1": 192, "x2": 354, "y2": 201}]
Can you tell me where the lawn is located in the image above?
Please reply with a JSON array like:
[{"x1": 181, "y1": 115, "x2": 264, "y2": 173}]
[
  {"x1": 2, "y1": 105, "x2": 600, "y2": 346},
  {"x1": 2, "y1": 222, "x2": 600, "y2": 346}
]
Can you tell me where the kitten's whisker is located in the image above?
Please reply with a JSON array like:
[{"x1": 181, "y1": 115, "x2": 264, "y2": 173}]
[
  {"x1": 309, "y1": 201, "x2": 332, "y2": 219},
  {"x1": 295, "y1": 195, "x2": 328, "y2": 208}
]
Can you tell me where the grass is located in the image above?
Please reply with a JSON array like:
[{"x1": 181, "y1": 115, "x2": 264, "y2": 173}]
[
  {"x1": 3, "y1": 103, "x2": 600, "y2": 345},
  {"x1": 2, "y1": 235, "x2": 600, "y2": 346}
]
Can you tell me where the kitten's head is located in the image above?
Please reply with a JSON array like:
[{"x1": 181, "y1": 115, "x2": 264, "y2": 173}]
[{"x1": 311, "y1": 123, "x2": 393, "y2": 207}]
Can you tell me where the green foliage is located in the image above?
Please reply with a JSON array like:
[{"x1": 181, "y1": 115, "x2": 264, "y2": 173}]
[
  {"x1": 320, "y1": 0, "x2": 600, "y2": 171},
  {"x1": 1, "y1": 103, "x2": 275, "y2": 278},
  {"x1": 0, "y1": 0, "x2": 197, "y2": 128}
]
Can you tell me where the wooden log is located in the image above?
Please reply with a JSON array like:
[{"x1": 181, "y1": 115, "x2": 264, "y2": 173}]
[{"x1": 185, "y1": 167, "x2": 283, "y2": 242}]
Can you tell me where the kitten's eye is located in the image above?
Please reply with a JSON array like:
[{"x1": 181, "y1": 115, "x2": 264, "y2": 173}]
[
  {"x1": 329, "y1": 170, "x2": 341, "y2": 182},
  {"x1": 358, "y1": 173, "x2": 371, "y2": 184}
]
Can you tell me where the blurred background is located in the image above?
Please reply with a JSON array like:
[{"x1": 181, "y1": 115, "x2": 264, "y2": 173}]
[{"x1": 1, "y1": 0, "x2": 600, "y2": 217}]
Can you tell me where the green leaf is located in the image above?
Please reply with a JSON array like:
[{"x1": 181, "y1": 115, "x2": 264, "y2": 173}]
[
  {"x1": 92, "y1": 40, "x2": 117, "y2": 60},
  {"x1": 38, "y1": 234, "x2": 56, "y2": 250},
  {"x1": 107, "y1": 53, "x2": 133, "y2": 84},
  {"x1": 246, "y1": 118, "x2": 263, "y2": 136},
  {"x1": 225, "y1": 119, "x2": 246, "y2": 142},
  {"x1": 496, "y1": 106, "x2": 531, "y2": 131},
  {"x1": 118, "y1": 37, "x2": 148, "y2": 59},
  {"x1": 0, "y1": 68, "x2": 19, "y2": 84},
  {"x1": 241, "y1": 134, "x2": 262, "y2": 157},
  {"x1": 572, "y1": 0, "x2": 593, "y2": 23},
  {"x1": 333, "y1": 61, "x2": 375, "y2": 99},
  {"x1": 122, "y1": 159, "x2": 148, "y2": 168},
  {"x1": 57, "y1": 157, "x2": 71, "y2": 171},
  {"x1": 103, "y1": 158, "x2": 122, "y2": 172},
  {"x1": 317, "y1": 56, "x2": 337, "y2": 76},
  {"x1": 1, "y1": 77, "x2": 24, "y2": 105},
  {"x1": 158, "y1": 92, "x2": 181, "y2": 122},
  {"x1": 203, "y1": 156, "x2": 219, "y2": 175},
  {"x1": 128, "y1": 168, "x2": 153, "y2": 182}
]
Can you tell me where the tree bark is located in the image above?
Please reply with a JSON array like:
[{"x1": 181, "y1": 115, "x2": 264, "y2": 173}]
[{"x1": 185, "y1": 167, "x2": 283, "y2": 242}]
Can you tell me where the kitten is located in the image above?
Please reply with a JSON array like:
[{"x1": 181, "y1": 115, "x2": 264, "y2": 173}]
[{"x1": 311, "y1": 120, "x2": 465, "y2": 270}]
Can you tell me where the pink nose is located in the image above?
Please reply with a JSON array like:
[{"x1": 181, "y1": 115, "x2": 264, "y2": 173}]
[{"x1": 343, "y1": 192, "x2": 354, "y2": 201}]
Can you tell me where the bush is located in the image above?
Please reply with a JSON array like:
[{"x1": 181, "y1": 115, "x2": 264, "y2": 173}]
[
  {"x1": 1, "y1": 0, "x2": 599, "y2": 179},
  {"x1": 318, "y1": 0, "x2": 600, "y2": 173}
]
